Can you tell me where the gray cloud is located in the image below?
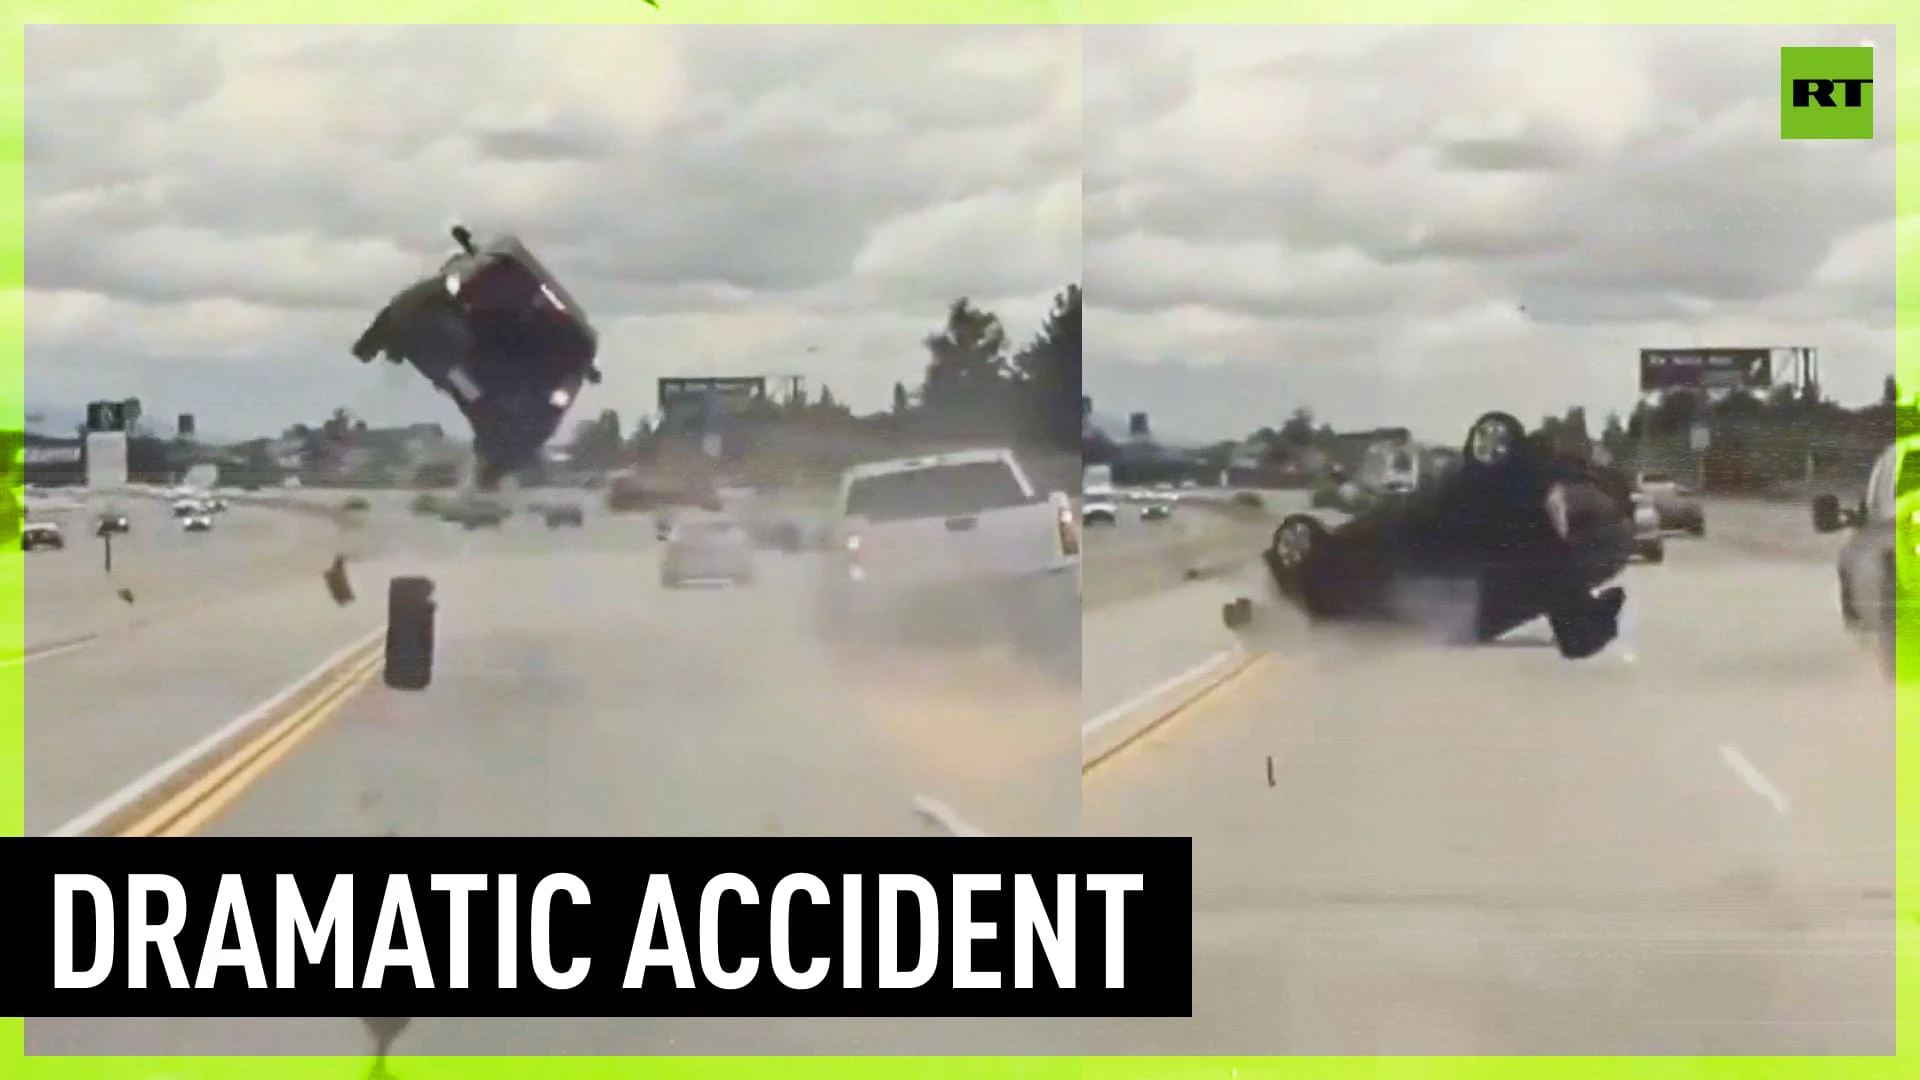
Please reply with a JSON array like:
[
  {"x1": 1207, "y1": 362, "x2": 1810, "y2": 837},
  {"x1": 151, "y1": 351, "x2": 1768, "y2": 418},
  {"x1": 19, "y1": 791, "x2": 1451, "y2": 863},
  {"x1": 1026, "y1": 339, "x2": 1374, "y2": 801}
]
[
  {"x1": 1083, "y1": 24, "x2": 1898, "y2": 441},
  {"x1": 25, "y1": 25, "x2": 1079, "y2": 437}
]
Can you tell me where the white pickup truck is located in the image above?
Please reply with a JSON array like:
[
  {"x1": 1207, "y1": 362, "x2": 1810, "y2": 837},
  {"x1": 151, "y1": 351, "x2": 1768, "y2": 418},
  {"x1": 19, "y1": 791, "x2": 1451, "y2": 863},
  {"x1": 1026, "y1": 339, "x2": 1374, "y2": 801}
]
[{"x1": 818, "y1": 448, "x2": 1080, "y2": 679}]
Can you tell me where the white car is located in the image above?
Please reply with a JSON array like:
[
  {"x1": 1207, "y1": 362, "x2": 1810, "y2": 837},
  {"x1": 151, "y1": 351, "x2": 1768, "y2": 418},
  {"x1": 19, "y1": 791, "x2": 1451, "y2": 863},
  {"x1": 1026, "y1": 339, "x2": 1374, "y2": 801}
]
[
  {"x1": 1629, "y1": 492, "x2": 1664, "y2": 563},
  {"x1": 818, "y1": 447, "x2": 1078, "y2": 674},
  {"x1": 1082, "y1": 487, "x2": 1119, "y2": 526},
  {"x1": 21, "y1": 521, "x2": 64, "y2": 551},
  {"x1": 182, "y1": 513, "x2": 214, "y2": 533},
  {"x1": 660, "y1": 516, "x2": 755, "y2": 587}
]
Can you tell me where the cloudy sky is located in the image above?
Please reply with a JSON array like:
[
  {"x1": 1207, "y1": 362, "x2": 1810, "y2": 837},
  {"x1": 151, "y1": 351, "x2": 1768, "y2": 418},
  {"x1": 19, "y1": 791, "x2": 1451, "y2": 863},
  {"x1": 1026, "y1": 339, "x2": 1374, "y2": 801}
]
[
  {"x1": 25, "y1": 25, "x2": 1080, "y2": 439},
  {"x1": 1084, "y1": 25, "x2": 1900, "y2": 445}
]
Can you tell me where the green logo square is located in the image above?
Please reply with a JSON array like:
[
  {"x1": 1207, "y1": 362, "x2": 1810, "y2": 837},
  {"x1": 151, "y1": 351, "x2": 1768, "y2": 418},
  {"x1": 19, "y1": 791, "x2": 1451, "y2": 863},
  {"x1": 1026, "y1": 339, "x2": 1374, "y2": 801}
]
[{"x1": 1781, "y1": 46, "x2": 1874, "y2": 140}]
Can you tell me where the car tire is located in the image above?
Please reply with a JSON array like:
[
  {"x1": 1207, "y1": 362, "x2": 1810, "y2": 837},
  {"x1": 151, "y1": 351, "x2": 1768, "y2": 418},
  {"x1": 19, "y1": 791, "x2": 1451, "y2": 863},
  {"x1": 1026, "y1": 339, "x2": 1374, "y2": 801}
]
[{"x1": 384, "y1": 576, "x2": 436, "y2": 691}]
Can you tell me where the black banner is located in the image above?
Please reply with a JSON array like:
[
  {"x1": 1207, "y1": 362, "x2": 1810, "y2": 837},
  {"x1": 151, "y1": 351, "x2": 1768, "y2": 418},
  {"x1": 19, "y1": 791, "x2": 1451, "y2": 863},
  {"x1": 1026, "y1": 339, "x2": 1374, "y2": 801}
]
[
  {"x1": 657, "y1": 377, "x2": 767, "y2": 411},
  {"x1": 1638, "y1": 348, "x2": 1773, "y2": 392},
  {"x1": 11, "y1": 837, "x2": 1192, "y2": 1020}
]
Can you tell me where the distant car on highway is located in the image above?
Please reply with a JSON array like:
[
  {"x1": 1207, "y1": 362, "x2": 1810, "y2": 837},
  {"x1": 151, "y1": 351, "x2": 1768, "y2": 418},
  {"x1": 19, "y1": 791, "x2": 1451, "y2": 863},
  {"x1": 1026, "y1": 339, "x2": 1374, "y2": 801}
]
[
  {"x1": 1634, "y1": 469, "x2": 1705, "y2": 536},
  {"x1": 1082, "y1": 488, "x2": 1119, "y2": 526},
  {"x1": 181, "y1": 512, "x2": 214, "y2": 533},
  {"x1": 544, "y1": 502, "x2": 585, "y2": 528},
  {"x1": 21, "y1": 521, "x2": 63, "y2": 551},
  {"x1": 818, "y1": 448, "x2": 1079, "y2": 676},
  {"x1": 1629, "y1": 492, "x2": 1665, "y2": 563},
  {"x1": 1141, "y1": 500, "x2": 1174, "y2": 522},
  {"x1": 1813, "y1": 436, "x2": 1919, "y2": 678},
  {"x1": 661, "y1": 516, "x2": 755, "y2": 588},
  {"x1": 443, "y1": 497, "x2": 509, "y2": 529}
]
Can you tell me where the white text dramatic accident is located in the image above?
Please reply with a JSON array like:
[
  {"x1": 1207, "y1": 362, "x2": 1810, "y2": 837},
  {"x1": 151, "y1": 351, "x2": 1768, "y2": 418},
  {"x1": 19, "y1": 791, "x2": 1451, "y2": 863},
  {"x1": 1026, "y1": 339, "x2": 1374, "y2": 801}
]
[{"x1": 21, "y1": 838, "x2": 1190, "y2": 1018}]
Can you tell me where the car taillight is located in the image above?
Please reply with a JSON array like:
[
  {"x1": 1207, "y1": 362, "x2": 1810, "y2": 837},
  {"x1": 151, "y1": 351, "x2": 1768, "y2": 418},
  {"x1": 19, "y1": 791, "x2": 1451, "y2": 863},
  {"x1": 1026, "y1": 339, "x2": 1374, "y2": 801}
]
[{"x1": 844, "y1": 533, "x2": 865, "y2": 581}]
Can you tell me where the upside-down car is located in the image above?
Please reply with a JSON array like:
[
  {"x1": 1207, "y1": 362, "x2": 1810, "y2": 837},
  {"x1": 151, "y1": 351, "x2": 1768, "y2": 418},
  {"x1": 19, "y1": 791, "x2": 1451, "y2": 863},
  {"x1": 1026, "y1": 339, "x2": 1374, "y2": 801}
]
[
  {"x1": 352, "y1": 225, "x2": 602, "y2": 489},
  {"x1": 1223, "y1": 411, "x2": 1636, "y2": 660}
]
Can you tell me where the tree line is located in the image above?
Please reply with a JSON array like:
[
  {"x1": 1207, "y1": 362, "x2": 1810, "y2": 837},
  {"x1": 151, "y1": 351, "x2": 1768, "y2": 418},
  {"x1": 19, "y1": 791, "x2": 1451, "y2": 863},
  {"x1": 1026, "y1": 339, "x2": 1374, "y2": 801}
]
[
  {"x1": 1216, "y1": 376, "x2": 1904, "y2": 497},
  {"x1": 562, "y1": 284, "x2": 1082, "y2": 481}
]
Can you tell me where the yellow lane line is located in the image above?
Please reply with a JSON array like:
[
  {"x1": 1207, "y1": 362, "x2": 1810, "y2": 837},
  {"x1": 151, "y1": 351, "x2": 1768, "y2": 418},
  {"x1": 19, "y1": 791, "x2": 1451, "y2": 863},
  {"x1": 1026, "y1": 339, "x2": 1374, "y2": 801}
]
[
  {"x1": 119, "y1": 646, "x2": 384, "y2": 837},
  {"x1": 1082, "y1": 652, "x2": 1274, "y2": 775}
]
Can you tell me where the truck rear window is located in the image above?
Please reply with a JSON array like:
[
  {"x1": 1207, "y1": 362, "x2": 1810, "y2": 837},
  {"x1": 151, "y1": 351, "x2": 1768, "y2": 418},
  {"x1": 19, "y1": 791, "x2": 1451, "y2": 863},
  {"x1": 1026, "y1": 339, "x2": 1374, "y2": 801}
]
[{"x1": 845, "y1": 462, "x2": 1030, "y2": 522}]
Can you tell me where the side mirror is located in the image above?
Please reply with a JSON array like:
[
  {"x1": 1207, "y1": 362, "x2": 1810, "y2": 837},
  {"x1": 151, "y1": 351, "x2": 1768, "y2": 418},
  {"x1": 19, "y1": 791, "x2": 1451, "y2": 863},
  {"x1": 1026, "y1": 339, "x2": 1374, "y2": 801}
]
[{"x1": 1811, "y1": 494, "x2": 1846, "y2": 533}]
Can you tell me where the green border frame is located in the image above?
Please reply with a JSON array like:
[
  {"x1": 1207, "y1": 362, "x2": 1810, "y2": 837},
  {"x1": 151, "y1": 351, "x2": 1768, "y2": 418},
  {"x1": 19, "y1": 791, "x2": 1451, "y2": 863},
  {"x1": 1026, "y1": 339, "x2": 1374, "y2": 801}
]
[{"x1": 3, "y1": 4, "x2": 1912, "y2": 1078}]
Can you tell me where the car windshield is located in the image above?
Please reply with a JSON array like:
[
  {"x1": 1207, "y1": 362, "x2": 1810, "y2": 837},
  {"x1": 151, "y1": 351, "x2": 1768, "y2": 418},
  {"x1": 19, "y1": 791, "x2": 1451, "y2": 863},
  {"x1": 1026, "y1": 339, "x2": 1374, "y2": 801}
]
[{"x1": 844, "y1": 461, "x2": 1030, "y2": 521}]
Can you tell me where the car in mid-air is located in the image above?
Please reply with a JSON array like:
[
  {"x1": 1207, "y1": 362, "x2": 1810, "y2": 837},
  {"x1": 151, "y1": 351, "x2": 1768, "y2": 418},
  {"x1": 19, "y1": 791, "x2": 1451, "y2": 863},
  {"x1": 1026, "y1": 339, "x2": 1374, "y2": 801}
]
[
  {"x1": 660, "y1": 516, "x2": 756, "y2": 588},
  {"x1": 351, "y1": 225, "x2": 601, "y2": 490},
  {"x1": 544, "y1": 502, "x2": 585, "y2": 529},
  {"x1": 1226, "y1": 411, "x2": 1634, "y2": 660},
  {"x1": 1814, "y1": 435, "x2": 1919, "y2": 679},
  {"x1": 21, "y1": 520, "x2": 63, "y2": 551}
]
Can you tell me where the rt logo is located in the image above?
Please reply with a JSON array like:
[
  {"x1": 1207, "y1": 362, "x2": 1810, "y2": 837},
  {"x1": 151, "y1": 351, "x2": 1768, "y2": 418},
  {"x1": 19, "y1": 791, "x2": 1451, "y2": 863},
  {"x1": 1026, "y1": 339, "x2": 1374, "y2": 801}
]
[{"x1": 1781, "y1": 46, "x2": 1874, "y2": 140}]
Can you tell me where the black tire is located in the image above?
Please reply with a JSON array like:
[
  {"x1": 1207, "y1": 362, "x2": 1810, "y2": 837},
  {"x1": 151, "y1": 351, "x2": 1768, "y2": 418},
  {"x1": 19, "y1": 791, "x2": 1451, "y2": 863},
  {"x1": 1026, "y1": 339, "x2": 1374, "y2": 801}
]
[
  {"x1": 1221, "y1": 597, "x2": 1254, "y2": 629},
  {"x1": 384, "y1": 576, "x2": 436, "y2": 691},
  {"x1": 1264, "y1": 514, "x2": 1328, "y2": 604},
  {"x1": 1464, "y1": 410, "x2": 1527, "y2": 466}
]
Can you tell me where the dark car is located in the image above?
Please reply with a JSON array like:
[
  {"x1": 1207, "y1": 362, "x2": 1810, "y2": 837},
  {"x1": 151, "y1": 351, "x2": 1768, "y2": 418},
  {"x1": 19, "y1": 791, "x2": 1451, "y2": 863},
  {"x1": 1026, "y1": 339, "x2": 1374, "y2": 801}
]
[
  {"x1": 351, "y1": 225, "x2": 601, "y2": 489},
  {"x1": 544, "y1": 503, "x2": 585, "y2": 529},
  {"x1": 1227, "y1": 411, "x2": 1634, "y2": 660}
]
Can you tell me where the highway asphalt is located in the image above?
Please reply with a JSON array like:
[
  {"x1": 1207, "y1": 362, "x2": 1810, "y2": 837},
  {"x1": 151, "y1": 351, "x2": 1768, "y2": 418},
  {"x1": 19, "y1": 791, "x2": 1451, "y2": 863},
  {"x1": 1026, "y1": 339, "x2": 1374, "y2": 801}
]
[
  {"x1": 1081, "y1": 520, "x2": 1896, "y2": 1055},
  {"x1": 29, "y1": 495, "x2": 1098, "y2": 1056}
]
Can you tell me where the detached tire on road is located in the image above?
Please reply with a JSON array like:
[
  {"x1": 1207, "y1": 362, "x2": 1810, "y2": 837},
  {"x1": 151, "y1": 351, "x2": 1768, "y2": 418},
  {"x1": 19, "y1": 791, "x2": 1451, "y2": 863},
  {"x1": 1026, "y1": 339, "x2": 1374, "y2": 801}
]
[{"x1": 385, "y1": 575, "x2": 436, "y2": 691}]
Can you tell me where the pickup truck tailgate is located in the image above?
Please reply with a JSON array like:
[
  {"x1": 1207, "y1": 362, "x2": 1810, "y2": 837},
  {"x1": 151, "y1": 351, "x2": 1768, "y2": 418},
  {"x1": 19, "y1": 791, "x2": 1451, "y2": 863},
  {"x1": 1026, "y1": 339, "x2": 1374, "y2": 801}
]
[{"x1": 855, "y1": 505, "x2": 1059, "y2": 587}]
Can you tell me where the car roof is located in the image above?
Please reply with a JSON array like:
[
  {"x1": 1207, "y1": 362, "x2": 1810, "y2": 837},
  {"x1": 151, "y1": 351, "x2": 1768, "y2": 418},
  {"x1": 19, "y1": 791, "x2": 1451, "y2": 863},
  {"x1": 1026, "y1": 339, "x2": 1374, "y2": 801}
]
[{"x1": 843, "y1": 447, "x2": 1017, "y2": 482}]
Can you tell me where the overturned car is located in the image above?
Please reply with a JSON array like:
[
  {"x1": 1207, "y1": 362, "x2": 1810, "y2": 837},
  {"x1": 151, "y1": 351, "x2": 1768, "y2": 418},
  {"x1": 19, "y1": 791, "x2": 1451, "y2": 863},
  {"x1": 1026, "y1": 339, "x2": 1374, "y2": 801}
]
[
  {"x1": 1224, "y1": 411, "x2": 1636, "y2": 660},
  {"x1": 352, "y1": 226, "x2": 601, "y2": 489}
]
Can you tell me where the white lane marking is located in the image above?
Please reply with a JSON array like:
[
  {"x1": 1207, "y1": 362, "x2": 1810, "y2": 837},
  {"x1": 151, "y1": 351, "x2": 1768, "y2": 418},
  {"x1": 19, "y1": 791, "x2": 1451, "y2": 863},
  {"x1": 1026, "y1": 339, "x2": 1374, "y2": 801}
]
[
  {"x1": 1719, "y1": 743, "x2": 1791, "y2": 815},
  {"x1": 1081, "y1": 648, "x2": 1240, "y2": 739},
  {"x1": 912, "y1": 795, "x2": 993, "y2": 837},
  {"x1": 45, "y1": 625, "x2": 386, "y2": 837},
  {"x1": 0, "y1": 636, "x2": 99, "y2": 669}
]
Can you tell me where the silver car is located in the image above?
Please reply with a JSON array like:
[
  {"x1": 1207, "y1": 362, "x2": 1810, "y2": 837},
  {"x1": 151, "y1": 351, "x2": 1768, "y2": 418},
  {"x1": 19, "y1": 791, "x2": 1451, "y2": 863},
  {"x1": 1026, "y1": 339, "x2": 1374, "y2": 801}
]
[{"x1": 661, "y1": 518, "x2": 756, "y2": 588}]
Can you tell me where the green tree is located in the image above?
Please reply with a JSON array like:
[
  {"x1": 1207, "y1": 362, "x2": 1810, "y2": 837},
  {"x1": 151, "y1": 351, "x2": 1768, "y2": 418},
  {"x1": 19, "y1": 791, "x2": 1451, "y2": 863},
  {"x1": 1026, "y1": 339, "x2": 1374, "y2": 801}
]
[
  {"x1": 1010, "y1": 283, "x2": 1082, "y2": 449},
  {"x1": 921, "y1": 298, "x2": 1013, "y2": 435}
]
